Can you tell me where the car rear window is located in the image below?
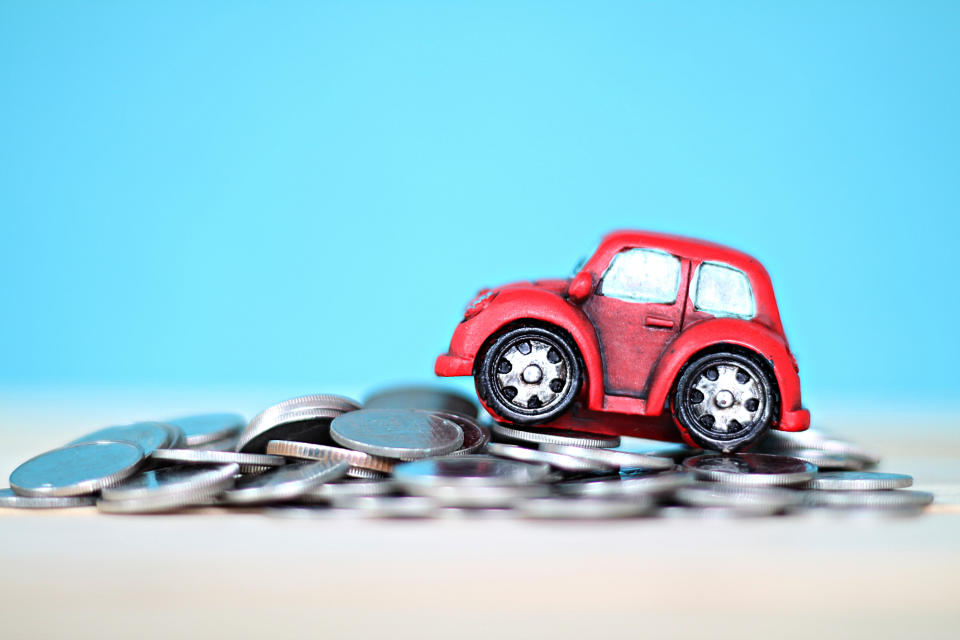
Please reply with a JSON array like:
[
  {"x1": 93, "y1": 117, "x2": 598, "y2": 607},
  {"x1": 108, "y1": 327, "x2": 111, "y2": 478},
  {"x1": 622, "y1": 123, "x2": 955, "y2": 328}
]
[
  {"x1": 692, "y1": 262, "x2": 755, "y2": 318},
  {"x1": 600, "y1": 248, "x2": 681, "y2": 304}
]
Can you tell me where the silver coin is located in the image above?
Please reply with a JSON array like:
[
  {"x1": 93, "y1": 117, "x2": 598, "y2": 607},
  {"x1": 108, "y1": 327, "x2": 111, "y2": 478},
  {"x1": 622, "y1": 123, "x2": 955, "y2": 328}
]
[
  {"x1": 70, "y1": 422, "x2": 174, "y2": 456},
  {"x1": 265, "y1": 440, "x2": 395, "y2": 473},
  {"x1": 658, "y1": 504, "x2": 784, "y2": 519},
  {"x1": 151, "y1": 448, "x2": 286, "y2": 473},
  {"x1": 188, "y1": 435, "x2": 240, "y2": 451},
  {"x1": 683, "y1": 453, "x2": 817, "y2": 487},
  {"x1": 490, "y1": 423, "x2": 620, "y2": 448},
  {"x1": 98, "y1": 464, "x2": 238, "y2": 513},
  {"x1": 515, "y1": 496, "x2": 654, "y2": 519},
  {"x1": 539, "y1": 443, "x2": 674, "y2": 471},
  {"x1": 394, "y1": 454, "x2": 550, "y2": 492},
  {"x1": 167, "y1": 413, "x2": 245, "y2": 447},
  {"x1": 425, "y1": 483, "x2": 550, "y2": 508},
  {"x1": 345, "y1": 467, "x2": 390, "y2": 480},
  {"x1": 237, "y1": 406, "x2": 345, "y2": 454},
  {"x1": 331, "y1": 495, "x2": 440, "y2": 518},
  {"x1": 758, "y1": 429, "x2": 881, "y2": 466},
  {"x1": 675, "y1": 484, "x2": 804, "y2": 511},
  {"x1": 789, "y1": 449, "x2": 869, "y2": 471},
  {"x1": 426, "y1": 412, "x2": 490, "y2": 455},
  {"x1": 485, "y1": 442, "x2": 607, "y2": 472},
  {"x1": 330, "y1": 409, "x2": 464, "y2": 460},
  {"x1": 222, "y1": 460, "x2": 349, "y2": 505},
  {"x1": 159, "y1": 422, "x2": 186, "y2": 448},
  {"x1": 809, "y1": 471, "x2": 914, "y2": 491},
  {"x1": 364, "y1": 385, "x2": 478, "y2": 418},
  {"x1": 10, "y1": 441, "x2": 145, "y2": 497},
  {"x1": 615, "y1": 437, "x2": 699, "y2": 461},
  {"x1": 553, "y1": 471, "x2": 693, "y2": 498},
  {"x1": 300, "y1": 480, "x2": 398, "y2": 503},
  {"x1": 0, "y1": 488, "x2": 96, "y2": 509},
  {"x1": 804, "y1": 489, "x2": 934, "y2": 510}
]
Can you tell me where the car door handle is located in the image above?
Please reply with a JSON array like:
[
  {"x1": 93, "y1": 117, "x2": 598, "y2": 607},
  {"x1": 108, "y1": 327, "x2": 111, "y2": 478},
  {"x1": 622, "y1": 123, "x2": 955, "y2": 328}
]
[{"x1": 644, "y1": 315, "x2": 675, "y2": 329}]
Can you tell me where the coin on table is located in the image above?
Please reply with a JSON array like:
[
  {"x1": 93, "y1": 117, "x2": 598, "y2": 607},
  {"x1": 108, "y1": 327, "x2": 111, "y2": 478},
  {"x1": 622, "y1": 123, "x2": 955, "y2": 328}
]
[
  {"x1": 809, "y1": 471, "x2": 913, "y2": 491},
  {"x1": 804, "y1": 489, "x2": 933, "y2": 510},
  {"x1": 553, "y1": 471, "x2": 693, "y2": 498},
  {"x1": 490, "y1": 423, "x2": 620, "y2": 449},
  {"x1": 683, "y1": 453, "x2": 816, "y2": 487},
  {"x1": 330, "y1": 409, "x2": 464, "y2": 460},
  {"x1": 221, "y1": 460, "x2": 349, "y2": 505},
  {"x1": 789, "y1": 449, "x2": 869, "y2": 471},
  {"x1": 265, "y1": 440, "x2": 395, "y2": 473},
  {"x1": 364, "y1": 385, "x2": 478, "y2": 419},
  {"x1": 395, "y1": 454, "x2": 550, "y2": 492},
  {"x1": 151, "y1": 448, "x2": 286, "y2": 473},
  {"x1": 0, "y1": 488, "x2": 97, "y2": 509},
  {"x1": 426, "y1": 412, "x2": 490, "y2": 455},
  {"x1": 485, "y1": 442, "x2": 607, "y2": 472},
  {"x1": 10, "y1": 441, "x2": 145, "y2": 497},
  {"x1": 238, "y1": 402, "x2": 351, "y2": 454},
  {"x1": 167, "y1": 413, "x2": 245, "y2": 447},
  {"x1": 675, "y1": 484, "x2": 804, "y2": 511},
  {"x1": 540, "y1": 443, "x2": 674, "y2": 471},
  {"x1": 98, "y1": 464, "x2": 238, "y2": 513},
  {"x1": 345, "y1": 467, "x2": 390, "y2": 480},
  {"x1": 69, "y1": 422, "x2": 174, "y2": 457},
  {"x1": 515, "y1": 496, "x2": 654, "y2": 519}
]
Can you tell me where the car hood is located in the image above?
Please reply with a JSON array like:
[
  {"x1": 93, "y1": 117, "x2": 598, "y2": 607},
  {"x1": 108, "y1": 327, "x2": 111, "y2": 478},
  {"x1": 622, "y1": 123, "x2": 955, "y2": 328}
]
[{"x1": 483, "y1": 278, "x2": 571, "y2": 297}]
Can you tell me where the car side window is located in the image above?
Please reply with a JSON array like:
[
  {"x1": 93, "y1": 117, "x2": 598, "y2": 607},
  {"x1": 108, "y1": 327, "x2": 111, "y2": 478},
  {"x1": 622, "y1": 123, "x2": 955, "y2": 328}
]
[
  {"x1": 692, "y1": 262, "x2": 756, "y2": 318},
  {"x1": 599, "y1": 248, "x2": 681, "y2": 304}
]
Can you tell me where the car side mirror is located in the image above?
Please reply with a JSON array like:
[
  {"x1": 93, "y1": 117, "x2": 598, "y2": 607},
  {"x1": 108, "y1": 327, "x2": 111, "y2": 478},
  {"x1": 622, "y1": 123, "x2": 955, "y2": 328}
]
[{"x1": 568, "y1": 271, "x2": 593, "y2": 304}]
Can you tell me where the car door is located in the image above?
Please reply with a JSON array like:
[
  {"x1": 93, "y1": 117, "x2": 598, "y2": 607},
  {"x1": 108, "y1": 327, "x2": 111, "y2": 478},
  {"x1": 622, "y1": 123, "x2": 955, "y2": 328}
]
[{"x1": 583, "y1": 247, "x2": 689, "y2": 398}]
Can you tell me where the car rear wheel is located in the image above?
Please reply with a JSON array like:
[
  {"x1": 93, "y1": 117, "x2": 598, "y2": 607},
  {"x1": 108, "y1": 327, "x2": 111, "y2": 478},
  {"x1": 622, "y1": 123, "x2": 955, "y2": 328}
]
[
  {"x1": 672, "y1": 351, "x2": 776, "y2": 453},
  {"x1": 476, "y1": 325, "x2": 581, "y2": 424}
]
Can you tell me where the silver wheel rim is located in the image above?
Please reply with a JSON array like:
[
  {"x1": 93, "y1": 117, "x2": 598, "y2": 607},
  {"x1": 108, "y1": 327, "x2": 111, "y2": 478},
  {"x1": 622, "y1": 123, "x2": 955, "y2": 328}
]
[
  {"x1": 687, "y1": 362, "x2": 764, "y2": 436},
  {"x1": 493, "y1": 336, "x2": 571, "y2": 414}
]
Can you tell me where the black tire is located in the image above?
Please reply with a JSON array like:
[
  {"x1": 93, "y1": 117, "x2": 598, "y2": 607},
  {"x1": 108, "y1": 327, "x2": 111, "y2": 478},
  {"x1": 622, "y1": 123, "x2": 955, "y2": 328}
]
[
  {"x1": 672, "y1": 351, "x2": 777, "y2": 452},
  {"x1": 476, "y1": 325, "x2": 582, "y2": 424}
]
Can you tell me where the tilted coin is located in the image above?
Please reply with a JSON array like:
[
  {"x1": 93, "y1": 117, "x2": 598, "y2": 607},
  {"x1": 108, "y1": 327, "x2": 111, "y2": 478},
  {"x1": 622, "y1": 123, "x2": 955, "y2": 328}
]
[
  {"x1": 757, "y1": 429, "x2": 881, "y2": 466},
  {"x1": 804, "y1": 489, "x2": 933, "y2": 510},
  {"x1": 394, "y1": 454, "x2": 550, "y2": 492},
  {"x1": 70, "y1": 422, "x2": 174, "y2": 456},
  {"x1": 426, "y1": 412, "x2": 490, "y2": 455},
  {"x1": 553, "y1": 471, "x2": 693, "y2": 498},
  {"x1": 331, "y1": 495, "x2": 440, "y2": 518},
  {"x1": 265, "y1": 440, "x2": 395, "y2": 473},
  {"x1": 98, "y1": 464, "x2": 238, "y2": 513},
  {"x1": 364, "y1": 385, "x2": 478, "y2": 419},
  {"x1": 683, "y1": 453, "x2": 817, "y2": 487},
  {"x1": 330, "y1": 409, "x2": 464, "y2": 460},
  {"x1": 809, "y1": 471, "x2": 913, "y2": 491},
  {"x1": 540, "y1": 443, "x2": 674, "y2": 471},
  {"x1": 222, "y1": 460, "x2": 349, "y2": 505},
  {"x1": 10, "y1": 441, "x2": 145, "y2": 497},
  {"x1": 515, "y1": 496, "x2": 654, "y2": 519},
  {"x1": 0, "y1": 488, "x2": 96, "y2": 509},
  {"x1": 346, "y1": 467, "x2": 390, "y2": 480},
  {"x1": 300, "y1": 480, "x2": 398, "y2": 503},
  {"x1": 151, "y1": 448, "x2": 286, "y2": 473},
  {"x1": 789, "y1": 449, "x2": 869, "y2": 471},
  {"x1": 237, "y1": 406, "x2": 345, "y2": 454},
  {"x1": 485, "y1": 442, "x2": 608, "y2": 472},
  {"x1": 490, "y1": 423, "x2": 620, "y2": 449},
  {"x1": 674, "y1": 484, "x2": 804, "y2": 511},
  {"x1": 167, "y1": 413, "x2": 245, "y2": 447}
]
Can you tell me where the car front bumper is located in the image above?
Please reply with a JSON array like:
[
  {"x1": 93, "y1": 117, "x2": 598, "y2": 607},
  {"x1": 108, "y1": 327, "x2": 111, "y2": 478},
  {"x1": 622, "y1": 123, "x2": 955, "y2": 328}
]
[
  {"x1": 434, "y1": 353, "x2": 473, "y2": 377},
  {"x1": 778, "y1": 407, "x2": 811, "y2": 432}
]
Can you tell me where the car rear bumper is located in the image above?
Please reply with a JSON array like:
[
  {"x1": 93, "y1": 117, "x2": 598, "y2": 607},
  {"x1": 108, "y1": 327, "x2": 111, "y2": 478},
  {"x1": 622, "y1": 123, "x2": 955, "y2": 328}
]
[
  {"x1": 778, "y1": 407, "x2": 811, "y2": 432},
  {"x1": 435, "y1": 353, "x2": 473, "y2": 377}
]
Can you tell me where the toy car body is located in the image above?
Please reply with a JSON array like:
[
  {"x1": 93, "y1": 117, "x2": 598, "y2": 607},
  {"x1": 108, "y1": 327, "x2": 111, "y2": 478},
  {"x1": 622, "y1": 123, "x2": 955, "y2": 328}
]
[{"x1": 435, "y1": 230, "x2": 810, "y2": 452}]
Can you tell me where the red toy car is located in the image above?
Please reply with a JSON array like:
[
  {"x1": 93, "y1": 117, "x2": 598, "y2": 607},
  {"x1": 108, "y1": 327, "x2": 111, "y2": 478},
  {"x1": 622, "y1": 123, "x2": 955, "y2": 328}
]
[{"x1": 435, "y1": 230, "x2": 810, "y2": 452}]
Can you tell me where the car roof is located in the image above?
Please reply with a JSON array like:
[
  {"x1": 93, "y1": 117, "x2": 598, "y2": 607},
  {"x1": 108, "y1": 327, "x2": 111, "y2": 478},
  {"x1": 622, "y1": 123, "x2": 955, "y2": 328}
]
[{"x1": 600, "y1": 230, "x2": 759, "y2": 269}]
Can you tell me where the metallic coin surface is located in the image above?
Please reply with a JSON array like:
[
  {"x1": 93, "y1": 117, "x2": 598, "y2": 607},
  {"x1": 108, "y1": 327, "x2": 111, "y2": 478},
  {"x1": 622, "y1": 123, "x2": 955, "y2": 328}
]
[
  {"x1": 10, "y1": 441, "x2": 145, "y2": 497},
  {"x1": 553, "y1": 471, "x2": 693, "y2": 498},
  {"x1": 364, "y1": 386, "x2": 478, "y2": 418},
  {"x1": 424, "y1": 483, "x2": 550, "y2": 508},
  {"x1": 804, "y1": 489, "x2": 934, "y2": 510},
  {"x1": 70, "y1": 422, "x2": 174, "y2": 456},
  {"x1": 490, "y1": 423, "x2": 620, "y2": 448},
  {"x1": 394, "y1": 454, "x2": 550, "y2": 492},
  {"x1": 151, "y1": 448, "x2": 286, "y2": 469},
  {"x1": 758, "y1": 429, "x2": 881, "y2": 466},
  {"x1": 300, "y1": 480, "x2": 398, "y2": 503},
  {"x1": 675, "y1": 484, "x2": 804, "y2": 511},
  {"x1": 789, "y1": 449, "x2": 869, "y2": 471},
  {"x1": 237, "y1": 406, "x2": 345, "y2": 454},
  {"x1": 331, "y1": 495, "x2": 440, "y2": 518},
  {"x1": 426, "y1": 412, "x2": 490, "y2": 455},
  {"x1": 345, "y1": 467, "x2": 390, "y2": 480},
  {"x1": 167, "y1": 413, "x2": 245, "y2": 447},
  {"x1": 98, "y1": 464, "x2": 238, "y2": 513},
  {"x1": 0, "y1": 488, "x2": 97, "y2": 509},
  {"x1": 515, "y1": 496, "x2": 653, "y2": 519},
  {"x1": 330, "y1": 409, "x2": 464, "y2": 460},
  {"x1": 485, "y1": 442, "x2": 607, "y2": 472},
  {"x1": 265, "y1": 440, "x2": 395, "y2": 473},
  {"x1": 540, "y1": 443, "x2": 674, "y2": 471},
  {"x1": 222, "y1": 460, "x2": 349, "y2": 505},
  {"x1": 809, "y1": 471, "x2": 914, "y2": 491},
  {"x1": 615, "y1": 437, "x2": 699, "y2": 461},
  {"x1": 683, "y1": 453, "x2": 817, "y2": 486}
]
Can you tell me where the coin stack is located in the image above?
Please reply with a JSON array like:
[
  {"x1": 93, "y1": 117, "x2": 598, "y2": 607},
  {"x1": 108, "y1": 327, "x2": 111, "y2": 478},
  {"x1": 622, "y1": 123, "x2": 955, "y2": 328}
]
[{"x1": 0, "y1": 387, "x2": 933, "y2": 518}]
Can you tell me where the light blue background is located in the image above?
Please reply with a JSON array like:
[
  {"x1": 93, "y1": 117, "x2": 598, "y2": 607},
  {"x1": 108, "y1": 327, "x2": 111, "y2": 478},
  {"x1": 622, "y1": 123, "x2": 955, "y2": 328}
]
[{"x1": 1, "y1": 1, "x2": 957, "y2": 409}]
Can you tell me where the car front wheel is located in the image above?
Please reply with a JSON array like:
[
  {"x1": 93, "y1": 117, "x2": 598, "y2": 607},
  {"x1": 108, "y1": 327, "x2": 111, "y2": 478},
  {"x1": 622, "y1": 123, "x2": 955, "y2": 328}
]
[
  {"x1": 476, "y1": 325, "x2": 582, "y2": 424},
  {"x1": 672, "y1": 351, "x2": 777, "y2": 452}
]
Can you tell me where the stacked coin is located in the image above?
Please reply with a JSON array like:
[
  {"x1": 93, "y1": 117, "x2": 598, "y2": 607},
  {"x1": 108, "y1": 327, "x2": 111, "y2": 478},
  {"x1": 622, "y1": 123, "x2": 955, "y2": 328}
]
[{"x1": 0, "y1": 387, "x2": 934, "y2": 518}]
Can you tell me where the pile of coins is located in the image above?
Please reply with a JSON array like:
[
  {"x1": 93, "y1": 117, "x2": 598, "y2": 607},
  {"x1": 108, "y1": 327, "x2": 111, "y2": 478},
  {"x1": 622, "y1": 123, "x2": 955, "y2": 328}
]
[{"x1": 0, "y1": 387, "x2": 934, "y2": 518}]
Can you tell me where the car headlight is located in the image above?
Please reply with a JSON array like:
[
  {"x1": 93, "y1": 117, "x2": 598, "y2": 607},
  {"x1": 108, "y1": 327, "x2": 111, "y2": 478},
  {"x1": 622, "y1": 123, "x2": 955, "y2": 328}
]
[{"x1": 464, "y1": 290, "x2": 497, "y2": 319}]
